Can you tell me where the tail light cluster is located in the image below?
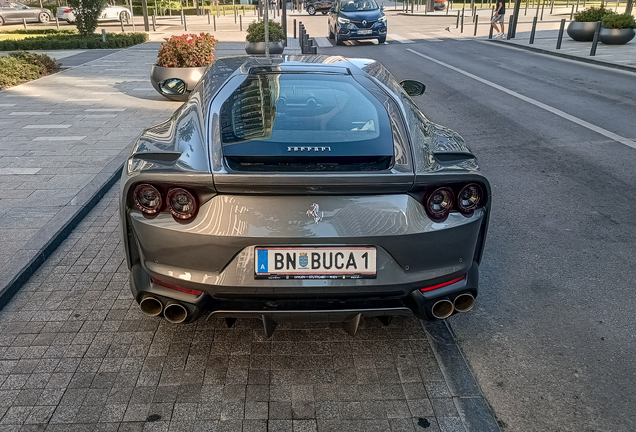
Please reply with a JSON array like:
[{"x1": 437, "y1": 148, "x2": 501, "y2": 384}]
[
  {"x1": 423, "y1": 183, "x2": 485, "y2": 222},
  {"x1": 133, "y1": 184, "x2": 198, "y2": 221}
]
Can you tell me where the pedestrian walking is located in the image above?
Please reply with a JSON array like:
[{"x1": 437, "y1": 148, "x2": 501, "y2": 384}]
[{"x1": 491, "y1": 0, "x2": 506, "y2": 38}]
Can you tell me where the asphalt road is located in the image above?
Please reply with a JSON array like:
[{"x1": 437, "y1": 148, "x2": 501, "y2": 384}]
[{"x1": 300, "y1": 10, "x2": 636, "y2": 432}]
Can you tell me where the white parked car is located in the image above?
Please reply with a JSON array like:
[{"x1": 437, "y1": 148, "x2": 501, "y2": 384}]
[{"x1": 56, "y1": 5, "x2": 131, "y2": 24}]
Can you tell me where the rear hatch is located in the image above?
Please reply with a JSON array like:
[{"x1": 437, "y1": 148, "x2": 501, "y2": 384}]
[{"x1": 213, "y1": 71, "x2": 413, "y2": 194}]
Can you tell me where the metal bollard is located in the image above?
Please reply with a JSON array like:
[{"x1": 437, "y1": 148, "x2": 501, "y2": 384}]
[
  {"x1": 550, "y1": 0, "x2": 554, "y2": 14},
  {"x1": 240, "y1": 15, "x2": 242, "y2": 31},
  {"x1": 456, "y1": 10, "x2": 460, "y2": 28},
  {"x1": 184, "y1": 13, "x2": 188, "y2": 30},
  {"x1": 540, "y1": 0, "x2": 545, "y2": 19},
  {"x1": 474, "y1": 15, "x2": 479, "y2": 36},
  {"x1": 460, "y1": 8, "x2": 464, "y2": 33},
  {"x1": 529, "y1": 16, "x2": 537, "y2": 43},
  {"x1": 555, "y1": 18, "x2": 565, "y2": 48},
  {"x1": 213, "y1": 14, "x2": 216, "y2": 31},
  {"x1": 234, "y1": 7, "x2": 237, "y2": 23},
  {"x1": 575, "y1": 0, "x2": 579, "y2": 12},
  {"x1": 525, "y1": 0, "x2": 528, "y2": 15},
  {"x1": 101, "y1": 28, "x2": 106, "y2": 42},
  {"x1": 590, "y1": 20, "x2": 601, "y2": 56},
  {"x1": 120, "y1": 16, "x2": 125, "y2": 31},
  {"x1": 207, "y1": 9, "x2": 210, "y2": 24},
  {"x1": 570, "y1": 4, "x2": 574, "y2": 20},
  {"x1": 56, "y1": 17, "x2": 60, "y2": 30},
  {"x1": 506, "y1": 14, "x2": 512, "y2": 39},
  {"x1": 22, "y1": 18, "x2": 27, "y2": 29},
  {"x1": 294, "y1": 19, "x2": 296, "y2": 38},
  {"x1": 152, "y1": 14, "x2": 156, "y2": 31},
  {"x1": 180, "y1": 8, "x2": 184, "y2": 24},
  {"x1": 488, "y1": 22, "x2": 493, "y2": 38}
]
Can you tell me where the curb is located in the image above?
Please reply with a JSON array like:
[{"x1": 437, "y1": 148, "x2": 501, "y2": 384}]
[
  {"x1": 490, "y1": 39, "x2": 636, "y2": 73},
  {"x1": 423, "y1": 320, "x2": 502, "y2": 432},
  {"x1": 0, "y1": 150, "x2": 128, "y2": 310}
]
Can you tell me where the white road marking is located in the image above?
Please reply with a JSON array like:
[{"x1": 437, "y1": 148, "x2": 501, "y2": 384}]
[
  {"x1": 85, "y1": 108, "x2": 125, "y2": 112},
  {"x1": 23, "y1": 125, "x2": 71, "y2": 129},
  {"x1": 9, "y1": 112, "x2": 51, "y2": 115},
  {"x1": 75, "y1": 84, "x2": 110, "y2": 87},
  {"x1": 387, "y1": 34, "x2": 415, "y2": 43},
  {"x1": 65, "y1": 99, "x2": 103, "y2": 102},
  {"x1": 98, "y1": 60, "x2": 126, "y2": 63},
  {"x1": 0, "y1": 104, "x2": 16, "y2": 107},
  {"x1": 409, "y1": 32, "x2": 443, "y2": 41},
  {"x1": 76, "y1": 114, "x2": 118, "y2": 118},
  {"x1": 314, "y1": 37, "x2": 333, "y2": 47},
  {"x1": 0, "y1": 168, "x2": 41, "y2": 175},
  {"x1": 407, "y1": 49, "x2": 636, "y2": 150},
  {"x1": 33, "y1": 136, "x2": 86, "y2": 141}
]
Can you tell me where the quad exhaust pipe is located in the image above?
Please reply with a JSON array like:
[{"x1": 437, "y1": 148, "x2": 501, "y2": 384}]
[
  {"x1": 139, "y1": 295, "x2": 163, "y2": 317},
  {"x1": 430, "y1": 293, "x2": 475, "y2": 319},
  {"x1": 163, "y1": 300, "x2": 188, "y2": 324}
]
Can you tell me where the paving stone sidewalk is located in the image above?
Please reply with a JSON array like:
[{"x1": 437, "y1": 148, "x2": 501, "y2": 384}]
[
  {"x1": 0, "y1": 187, "x2": 468, "y2": 432},
  {"x1": 0, "y1": 41, "x2": 268, "y2": 307}
]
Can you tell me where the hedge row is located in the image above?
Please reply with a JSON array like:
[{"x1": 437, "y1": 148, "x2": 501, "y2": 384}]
[
  {"x1": 0, "y1": 32, "x2": 148, "y2": 51},
  {"x1": 0, "y1": 51, "x2": 61, "y2": 90},
  {"x1": 132, "y1": 5, "x2": 256, "y2": 15},
  {"x1": 0, "y1": 29, "x2": 77, "y2": 35}
]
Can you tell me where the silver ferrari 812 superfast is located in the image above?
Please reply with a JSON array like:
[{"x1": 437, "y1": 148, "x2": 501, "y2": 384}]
[{"x1": 119, "y1": 55, "x2": 491, "y2": 337}]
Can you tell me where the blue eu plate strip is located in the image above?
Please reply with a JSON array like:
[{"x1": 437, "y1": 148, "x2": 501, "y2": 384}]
[{"x1": 257, "y1": 249, "x2": 268, "y2": 273}]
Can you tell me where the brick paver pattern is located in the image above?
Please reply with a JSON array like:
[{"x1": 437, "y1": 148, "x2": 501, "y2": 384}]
[{"x1": 0, "y1": 188, "x2": 464, "y2": 432}]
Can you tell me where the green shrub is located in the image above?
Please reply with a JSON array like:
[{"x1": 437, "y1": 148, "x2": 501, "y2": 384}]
[
  {"x1": 602, "y1": 13, "x2": 636, "y2": 29},
  {"x1": 0, "y1": 32, "x2": 148, "y2": 50},
  {"x1": 246, "y1": 20, "x2": 285, "y2": 43},
  {"x1": 0, "y1": 53, "x2": 60, "y2": 90},
  {"x1": 67, "y1": 0, "x2": 107, "y2": 35},
  {"x1": 156, "y1": 32, "x2": 217, "y2": 67},
  {"x1": 0, "y1": 29, "x2": 76, "y2": 35},
  {"x1": 8, "y1": 51, "x2": 61, "y2": 75},
  {"x1": 573, "y1": 6, "x2": 615, "y2": 22}
]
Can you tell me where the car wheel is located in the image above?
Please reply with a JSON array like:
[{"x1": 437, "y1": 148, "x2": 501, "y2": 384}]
[
  {"x1": 378, "y1": 36, "x2": 386, "y2": 44},
  {"x1": 38, "y1": 12, "x2": 50, "y2": 23},
  {"x1": 322, "y1": 11, "x2": 327, "y2": 14},
  {"x1": 307, "y1": 5, "x2": 316, "y2": 15},
  {"x1": 120, "y1": 11, "x2": 130, "y2": 22},
  {"x1": 0, "y1": 16, "x2": 4, "y2": 26}
]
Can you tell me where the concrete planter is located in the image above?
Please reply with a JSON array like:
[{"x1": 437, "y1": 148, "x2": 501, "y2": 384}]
[
  {"x1": 567, "y1": 21, "x2": 598, "y2": 41},
  {"x1": 150, "y1": 65, "x2": 208, "y2": 101},
  {"x1": 245, "y1": 41, "x2": 285, "y2": 55},
  {"x1": 599, "y1": 28, "x2": 635, "y2": 45}
]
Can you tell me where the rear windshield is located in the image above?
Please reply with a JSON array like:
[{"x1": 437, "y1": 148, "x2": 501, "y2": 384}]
[{"x1": 220, "y1": 73, "x2": 389, "y2": 147}]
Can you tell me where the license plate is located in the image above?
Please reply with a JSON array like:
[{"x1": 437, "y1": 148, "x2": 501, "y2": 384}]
[
  {"x1": 357, "y1": 29, "x2": 373, "y2": 35},
  {"x1": 255, "y1": 247, "x2": 376, "y2": 279}
]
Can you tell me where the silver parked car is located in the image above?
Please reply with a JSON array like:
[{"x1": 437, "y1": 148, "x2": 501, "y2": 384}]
[
  {"x1": 0, "y1": 1, "x2": 52, "y2": 25},
  {"x1": 56, "y1": 4, "x2": 131, "y2": 24},
  {"x1": 119, "y1": 55, "x2": 491, "y2": 337}
]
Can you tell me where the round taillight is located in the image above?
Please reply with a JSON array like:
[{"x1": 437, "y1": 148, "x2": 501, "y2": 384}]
[
  {"x1": 426, "y1": 187, "x2": 454, "y2": 220},
  {"x1": 167, "y1": 188, "x2": 197, "y2": 220},
  {"x1": 133, "y1": 184, "x2": 162, "y2": 214},
  {"x1": 457, "y1": 183, "x2": 483, "y2": 213}
]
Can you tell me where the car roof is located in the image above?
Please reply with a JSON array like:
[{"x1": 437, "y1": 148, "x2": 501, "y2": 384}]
[{"x1": 233, "y1": 55, "x2": 376, "y2": 77}]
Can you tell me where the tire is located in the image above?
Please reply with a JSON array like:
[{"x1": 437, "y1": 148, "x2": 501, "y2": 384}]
[
  {"x1": 119, "y1": 11, "x2": 130, "y2": 23},
  {"x1": 0, "y1": 16, "x2": 4, "y2": 26},
  {"x1": 307, "y1": 5, "x2": 316, "y2": 15},
  {"x1": 321, "y1": 11, "x2": 327, "y2": 14},
  {"x1": 378, "y1": 36, "x2": 386, "y2": 44},
  {"x1": 335, "y1": 31, "x2": 343, "y2": 45},
  {"x1": 38, "y1": 12, "x2": 50, "y2": 23}
]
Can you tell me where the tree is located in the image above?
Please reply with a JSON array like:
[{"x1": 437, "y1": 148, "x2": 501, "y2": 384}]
[{"x1": 67, "y1": 0, "x2": 107, "y2": 35}]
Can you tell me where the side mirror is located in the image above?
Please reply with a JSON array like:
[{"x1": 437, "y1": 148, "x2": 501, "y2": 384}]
[
  {"x1": 158, "y1": 78, "x2": 188, "y2": 96},
  {"x1": 400, "y1": 79, "x2": 426, "y2": 96}
]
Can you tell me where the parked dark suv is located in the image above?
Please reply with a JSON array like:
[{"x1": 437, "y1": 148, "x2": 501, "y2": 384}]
[
  {"x1": 305, "y1": 0, "x2": 334, "y2": 15},
  {"x1": 328, "y1": 0, "x2": 387, "y2": 45}
]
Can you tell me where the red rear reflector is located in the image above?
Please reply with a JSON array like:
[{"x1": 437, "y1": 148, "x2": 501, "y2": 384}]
[
  {"x1": 151, "y1": 277, "x2": 202, "y2": 296},
  {"x1": 420, "y1": 275, "x2": 466, "y2": 292},
  {"x1": 63, "y1": 9, "x2": 72, "y2": 12}
]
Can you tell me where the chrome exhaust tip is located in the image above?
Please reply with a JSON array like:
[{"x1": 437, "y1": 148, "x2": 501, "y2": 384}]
[
  {"x1": 453, "y1": 293, "x2": 475, "y2": 313},
  {"x1": 431, "y1": 299, "x2": 454, "y2": 320},
  {"x1": 164, "y1": 301, "x2": 188, "y2": 324},
  {"x1": 139, "y1": 296, "x2": 163, "y2": 317}
]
